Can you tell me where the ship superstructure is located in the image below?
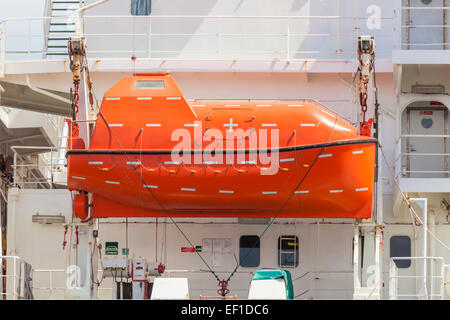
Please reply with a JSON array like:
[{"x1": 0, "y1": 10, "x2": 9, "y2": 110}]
[{"x1": 0, "y1": 0, "x2": 449, "y2": 300}]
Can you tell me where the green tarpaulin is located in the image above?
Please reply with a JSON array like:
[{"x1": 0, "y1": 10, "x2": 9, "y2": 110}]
[{"x1": 251, "y1": 269, "x2": 294, "y2": 300}]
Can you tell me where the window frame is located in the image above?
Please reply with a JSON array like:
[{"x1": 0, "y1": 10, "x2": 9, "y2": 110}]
[
  {"x1": 390, "y1": 235, "x2": 412, "y2": 269},
  {"x1": 239, "y1": 235, "x2": 260, "y2": 268},
  {"x1": 277, "y1": 235, "x2": 299, "y2": 268},
  {"x1": 131, "y1": 0, "x2": 152, "y2": 16}
]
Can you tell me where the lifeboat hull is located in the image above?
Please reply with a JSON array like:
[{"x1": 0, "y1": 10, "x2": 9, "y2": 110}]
[{"x1": 67, "y1": 140, "x2": 375, "y2": 219}]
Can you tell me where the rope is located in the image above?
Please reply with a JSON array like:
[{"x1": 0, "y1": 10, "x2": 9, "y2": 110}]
[{"x1": 379, "y1": 143, "x2": 450, "y2": 251}]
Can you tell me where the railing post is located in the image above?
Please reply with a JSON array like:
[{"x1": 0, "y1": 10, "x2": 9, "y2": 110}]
[
  {"x1": 13, "y1": 151, "x2": 17, "y2": 188},
  {"x1": 218, "y1": 16, "x2": 222, "y2": 58},
  {"x1": 19, "y1": 261, "x2": 25, "y2": 299},
  {"x1": 49, "y1": 270, "x2": 53, "y2": 298},
  {"x1": 0, "y1": 21, "x2": 6, "y2": 78},
  {"x1": 50, "y1": 151, "x2": 53, "y2": 188},
  {"x1": 389, "y1": 259, "x2": 398, "y2": 300},
  {"x1": 147, "y1": 15, "x2": 152, "y2": 58},
  {"x1": 12, "y1": 257, "x2": 17, "y2": 300},
  {"x1": 27, "y1": 20, "x2": 31, "y2": 58},
  {"x1": 440, "y1": 264, "x2": 445, "y2": 300},
  {"x1": 286, "y1": 17, "x2": 290, "y2": 59}
]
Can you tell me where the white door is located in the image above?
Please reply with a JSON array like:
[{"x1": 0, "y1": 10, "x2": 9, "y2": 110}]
[
  {"x1": 408, "y1": 0, "x2": 445, "y2": 50},
  {"x1": 408, "y1": 107, "x2": 447, "y2": 178}
]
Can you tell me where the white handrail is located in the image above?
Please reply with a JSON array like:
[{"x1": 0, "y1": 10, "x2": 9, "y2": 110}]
[
  {"x1": 389, "y1": 257, "x2": 446, "y2": 300},
  {"x1": 10, "y1": 145, "x2": 68, "y2": 188},
  {"x1": 0, "y1": 14, "x2": 395, "y2": 63},
  {"x1": 398, "y1": 133, "x2": 450, "y2": 178},
  {"x1": 0, "y1": 255, "x2": 28, "y2": 300}
]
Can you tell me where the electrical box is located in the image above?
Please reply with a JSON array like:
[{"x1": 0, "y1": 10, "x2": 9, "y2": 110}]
[
  {"x1": 132, "y1": 257, "x2": 147, "y2": 281},
  {"x1": 102, "y1": 257, "x2": 128, "y2": 278}
]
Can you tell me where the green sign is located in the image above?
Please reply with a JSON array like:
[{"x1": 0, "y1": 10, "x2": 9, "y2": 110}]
[
  {"x1": 105, "y1": 242, "x2": 119, "y2": 255},
  {"x1": 195, "y1": 245, "x2": 202, "y2": 252}
]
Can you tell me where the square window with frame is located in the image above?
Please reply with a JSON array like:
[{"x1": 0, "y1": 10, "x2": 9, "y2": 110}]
[{"x1": 278, "y1": 235, "x2": 299, "y2": 268}]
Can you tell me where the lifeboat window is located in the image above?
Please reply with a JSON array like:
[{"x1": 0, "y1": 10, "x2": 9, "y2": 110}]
[
  {"x1": 131, "y1": 0, "x2": 151, "y2": 16},
  {"x1": 134, "y1": 80, "x2": 165, "y2": 89},
  {"x1": 239, "y1": 235, "x2": 260, "y2": 267},
  {"x1": 390, "y1": 236, "x2": 411, "y2": 268},
  {"x1": 278, "y1": 235, "x2": 299, "y2": 268}
]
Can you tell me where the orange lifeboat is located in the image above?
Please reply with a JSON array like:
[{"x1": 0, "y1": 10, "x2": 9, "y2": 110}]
[{"x1": 67, "y1": 74, "x2": 376, "y2": 219}]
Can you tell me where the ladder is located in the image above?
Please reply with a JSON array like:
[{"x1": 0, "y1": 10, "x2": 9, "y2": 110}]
[{"x1": 46, "y1": 0, "x2": 84, "y2": 57}]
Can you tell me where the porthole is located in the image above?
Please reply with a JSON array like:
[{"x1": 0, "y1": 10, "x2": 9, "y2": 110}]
[
  {"x1": 421, "y1": 0, "x2": 432, "y2": 5},
  {"x1": 421, "y1": 118, "x2": 433, "y2": 129}
]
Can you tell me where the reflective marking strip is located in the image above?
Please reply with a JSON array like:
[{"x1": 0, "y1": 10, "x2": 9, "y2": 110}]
[
  {"x1": 353, "y1": 150, "x2": 364, "y2": 155},
  {"x1": 71, "y1": 176, "x2": 86, "y2": 180},
  {"x1": 329, "y1": 189, "x2": 343, "y2": 193},
  {"x1": 144, "y1": 185, "x2": 158, "y2": 189},
  {"x1": 295, "y1": 190, "x2": 309, "y2": 194},
  {"x1": 184, "y1": 123, "x2": 199, "y2": 127},
  {"x1": 109, "y1": 124, "x2": 123, "y2": 127},
  {"x1": 262, "y1": 123, "x2": 277, "y2": 127},
  {"x1": 356, "y1": 187, "x2": 369, "y2": 192},
  {"x1": 262, "y1": 191, "x2": 277, "y2": 195},
  {"x1": 106, "y1": 97, "x2": 120, "y2": 101},
  {"x1": 167, "y1": 97, "x2": 182, "y2": 100},
  {"x1": 219, "y1": 190, "x2": 234, "y2": 194},
  {"x1": 88, "y1": 161, "x2": 103, "y2": 165},
  {"x1": 318, "y1": 154, "x2": 332, "y2": 158},
  {"x1": 146, "y1": 123, "x2": 161, "y2": 127},
  {"x1": 181, "y1": 188, "x2": 196, "y2": 192},
  {"x1": 280, "y1": 158, "x2": 295, "y2": 163},
  {"x1": 256, "y1": 104, "x2": 272, "y2": 107},
  {"x1": 127, "y1": 161, "x2": 140, "y2": 165},
  {"x1": 288, "y1": 104, "x2": 304, "y2": 107},
  {"x1": 137, "y1": 97, "x2": 152, "y2": 100},
  {"x1": 192, "y1": 104, "x2": 206, "y2": 107},
  {"x1": 225, "y1": 104, "x2": 240, "y2": 107},
  {"x1": 165, "y1": 161, "x2": 180, "y2": 165},
  {"x1": 203, "y1": 161, "x2": 218, "y2": 165},
  {"x1": 300, "y1": 123, "x2": 316, "y2": 127},
  {"x1": 240, "y1": 160, "x2": 256, "y2": 164},
  {"x1": 105, "y1": 181, "x2": 120, "y2": 185}
]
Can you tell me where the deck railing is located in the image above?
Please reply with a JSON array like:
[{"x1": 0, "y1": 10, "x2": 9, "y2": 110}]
[
  {"x1": 0, "y1": 255, "x2": 28, "y2": 300},
  {"x1": 10, "y1": 145, "x2": 68, "y2": 189},
  {"x1": 395, "y1": 134, "x2": 450, "y2": 179},
  {"x1": 389, "y1": 256, "x2": 449, "y2": 300},
  {"x1": 395, "y1": 6, "x2": 450, "y2": 50},
  {"x1": 0, "y1": 13, "x2": 395, "y2": 67}
]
